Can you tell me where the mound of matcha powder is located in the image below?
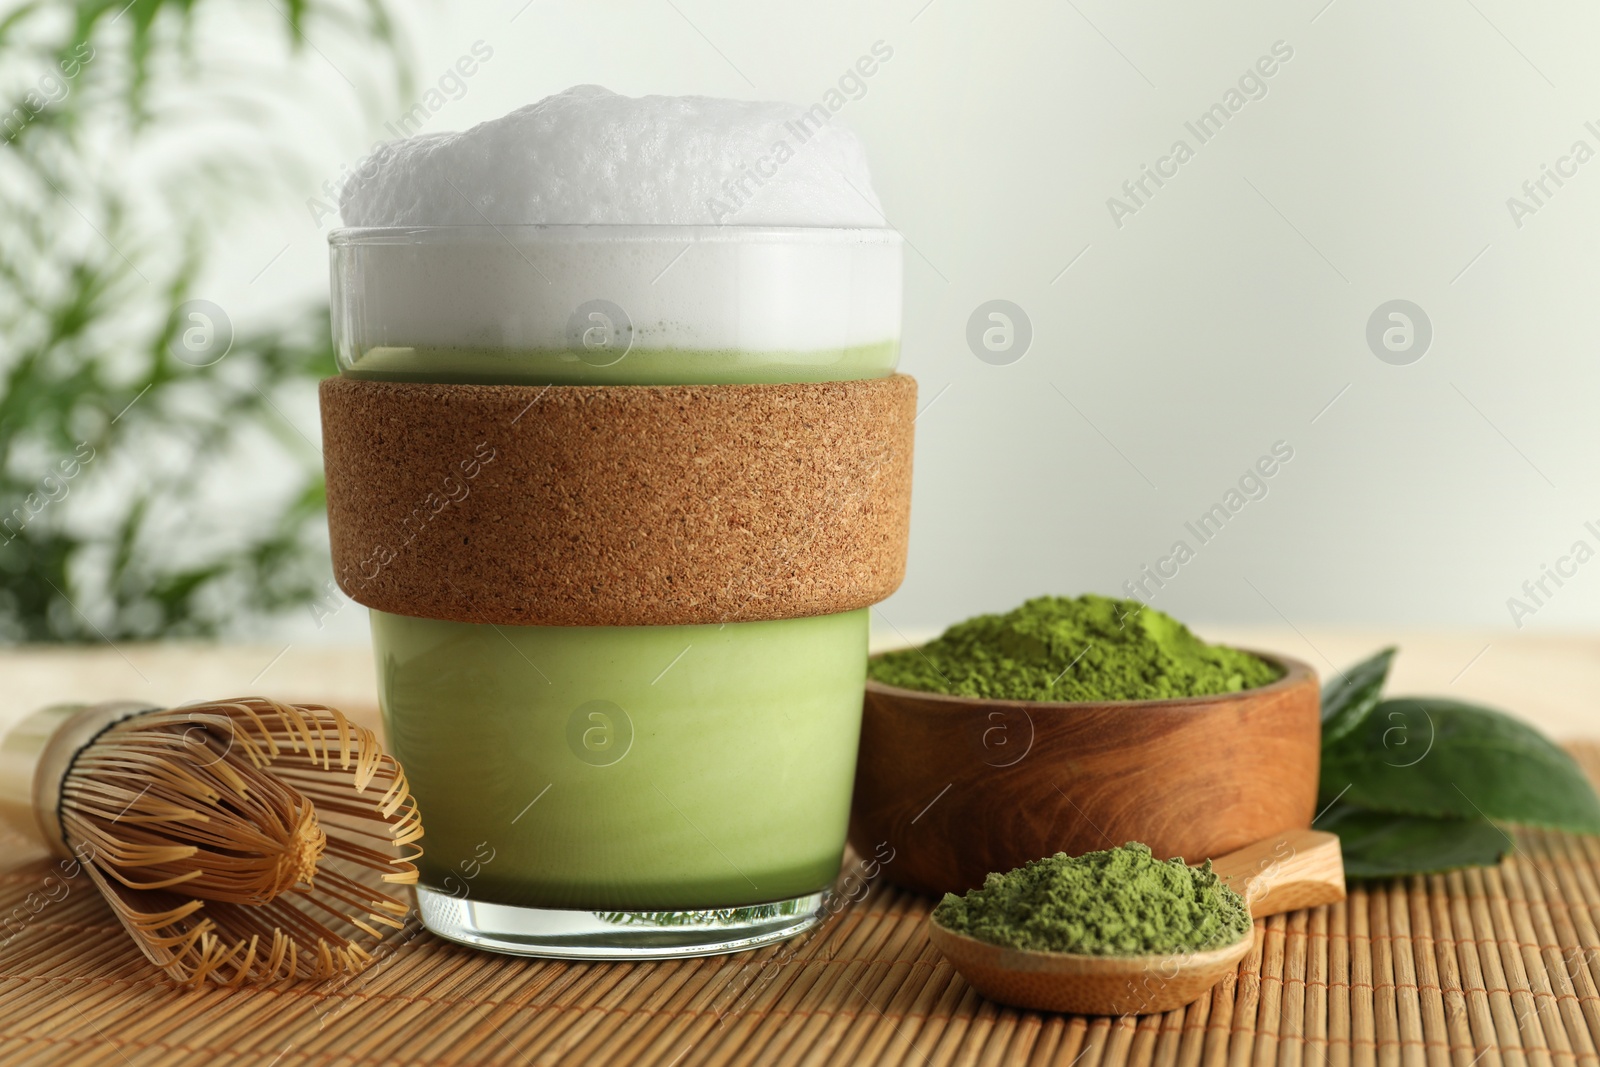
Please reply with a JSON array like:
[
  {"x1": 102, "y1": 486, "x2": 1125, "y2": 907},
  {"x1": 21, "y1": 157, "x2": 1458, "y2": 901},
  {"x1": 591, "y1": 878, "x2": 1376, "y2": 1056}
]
[
  {"x1": 933, "y1": 842, "x2": 1252, "y2": 956},
  {"x1": 868, "y1": 594, "x2": 1281, "y2": 702}
]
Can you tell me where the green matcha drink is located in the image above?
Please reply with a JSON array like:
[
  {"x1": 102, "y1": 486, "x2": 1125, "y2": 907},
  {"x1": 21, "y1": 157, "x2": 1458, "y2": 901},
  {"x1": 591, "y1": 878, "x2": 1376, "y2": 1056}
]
[
  {"x1": 344, "y1": 341, "x2": 897, "y2": 386},
  {"x1": 361, "y1": 341, "x2": 890, "y2": 917},
  {"x1": 375, "y1": 608, "x2": 868, "y2": 910},
  {"x1": 360, "y1": 331, "x2": 895, "y2": 911}
]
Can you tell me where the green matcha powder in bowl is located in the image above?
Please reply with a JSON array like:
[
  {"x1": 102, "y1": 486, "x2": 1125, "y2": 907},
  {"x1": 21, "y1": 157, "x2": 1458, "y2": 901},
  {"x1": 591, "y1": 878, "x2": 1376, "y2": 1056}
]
[
  {"x1": 868, "y1": 594, "x2": 1282, "y2": 702},
  {"x1": 934, "y1": 843, "x2": 1252, "y2": 956}
]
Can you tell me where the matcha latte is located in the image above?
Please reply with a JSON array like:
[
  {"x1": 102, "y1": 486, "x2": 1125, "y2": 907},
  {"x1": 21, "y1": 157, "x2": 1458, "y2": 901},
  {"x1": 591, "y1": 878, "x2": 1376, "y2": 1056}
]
[{"x1": 330, "y1": 87, "x2": 903, "y2": 957}]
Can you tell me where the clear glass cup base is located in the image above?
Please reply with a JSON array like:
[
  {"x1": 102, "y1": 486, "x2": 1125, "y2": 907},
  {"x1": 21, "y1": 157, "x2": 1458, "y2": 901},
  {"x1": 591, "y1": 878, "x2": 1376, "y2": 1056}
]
[{"x1": 415, "y1": 886, "x2": 830, "y2": 960}]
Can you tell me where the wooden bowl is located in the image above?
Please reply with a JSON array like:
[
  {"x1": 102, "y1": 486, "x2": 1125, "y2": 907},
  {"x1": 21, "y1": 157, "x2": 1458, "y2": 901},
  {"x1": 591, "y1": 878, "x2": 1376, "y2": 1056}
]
[{"x1": 848, "y1": 652, "x2": 1320, "y2": 897}]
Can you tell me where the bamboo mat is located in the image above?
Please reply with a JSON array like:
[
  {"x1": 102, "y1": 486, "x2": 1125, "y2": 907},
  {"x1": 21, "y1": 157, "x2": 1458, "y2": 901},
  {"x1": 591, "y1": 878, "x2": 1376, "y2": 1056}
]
[{"x1": 3, "y1": 747, "x2": 1600, "y2": 1067}]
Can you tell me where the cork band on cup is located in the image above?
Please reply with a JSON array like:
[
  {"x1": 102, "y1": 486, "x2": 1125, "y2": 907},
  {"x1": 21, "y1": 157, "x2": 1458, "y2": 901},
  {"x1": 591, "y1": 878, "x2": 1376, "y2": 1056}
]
[{"x1": 319, "y1": 374, "x2": 916, "y2": 628}]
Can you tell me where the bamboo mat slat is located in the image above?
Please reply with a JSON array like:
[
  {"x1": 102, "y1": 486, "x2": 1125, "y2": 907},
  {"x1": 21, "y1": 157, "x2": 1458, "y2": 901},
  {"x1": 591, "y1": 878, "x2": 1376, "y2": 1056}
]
[{"x1": 4, "y1": 746, "x2": 1600, "y2": 1067}]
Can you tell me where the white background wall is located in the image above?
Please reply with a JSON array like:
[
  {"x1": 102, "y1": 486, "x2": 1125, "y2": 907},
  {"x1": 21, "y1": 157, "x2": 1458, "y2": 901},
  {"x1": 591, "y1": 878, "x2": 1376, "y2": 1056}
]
[{"x1": 204, "y1": 0, "x2": 1600, "y2": 640}]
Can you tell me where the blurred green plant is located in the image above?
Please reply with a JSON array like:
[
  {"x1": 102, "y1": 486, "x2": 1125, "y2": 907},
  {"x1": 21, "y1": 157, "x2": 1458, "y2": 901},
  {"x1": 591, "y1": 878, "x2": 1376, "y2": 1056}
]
[{"x1": 0, "y1": 0, "x2": 405, "y2": 641}]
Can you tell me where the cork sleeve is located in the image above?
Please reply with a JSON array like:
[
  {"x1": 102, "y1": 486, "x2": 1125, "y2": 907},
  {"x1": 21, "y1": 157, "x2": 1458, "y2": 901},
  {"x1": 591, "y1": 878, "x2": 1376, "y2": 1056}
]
[{"x1": 319, "y1": 374, "x2": 916, "y2": 628}]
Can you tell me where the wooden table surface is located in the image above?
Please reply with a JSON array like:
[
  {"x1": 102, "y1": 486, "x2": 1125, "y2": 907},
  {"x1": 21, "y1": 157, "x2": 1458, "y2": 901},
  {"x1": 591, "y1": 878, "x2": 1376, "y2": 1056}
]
[{"x1": 1, "y1": 629, "x2": 1598, "y2": 1066}]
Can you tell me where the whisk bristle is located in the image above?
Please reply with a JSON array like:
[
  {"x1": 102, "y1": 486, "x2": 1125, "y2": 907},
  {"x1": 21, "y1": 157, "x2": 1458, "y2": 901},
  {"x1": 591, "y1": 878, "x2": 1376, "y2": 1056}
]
[
  {"x1": 57, "y1": 698, "x2": 421, "y2": 987},
  {"x1": 279, "y1": 805, "x2": 327, "y2": 891}
]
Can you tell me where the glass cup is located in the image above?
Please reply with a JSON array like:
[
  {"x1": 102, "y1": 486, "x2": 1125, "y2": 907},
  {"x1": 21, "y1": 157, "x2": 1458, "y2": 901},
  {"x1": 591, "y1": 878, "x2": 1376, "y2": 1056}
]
[{"x1": 328, "y1": 225, "x2": 902, "y2": 958}]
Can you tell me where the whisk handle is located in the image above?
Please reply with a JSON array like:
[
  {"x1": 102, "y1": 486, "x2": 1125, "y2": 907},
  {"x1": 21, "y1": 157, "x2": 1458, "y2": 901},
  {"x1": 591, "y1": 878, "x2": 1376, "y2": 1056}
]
[{"x1": 0, "y1": 701, "x2": 157, "y2": 857}]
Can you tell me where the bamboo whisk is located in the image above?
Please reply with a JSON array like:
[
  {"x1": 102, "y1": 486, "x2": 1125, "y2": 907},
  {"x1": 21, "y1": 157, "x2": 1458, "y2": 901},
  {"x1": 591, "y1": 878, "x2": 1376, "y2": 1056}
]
[{"x1": 0, "y1": 697, "x2": 423, "y2": 987}]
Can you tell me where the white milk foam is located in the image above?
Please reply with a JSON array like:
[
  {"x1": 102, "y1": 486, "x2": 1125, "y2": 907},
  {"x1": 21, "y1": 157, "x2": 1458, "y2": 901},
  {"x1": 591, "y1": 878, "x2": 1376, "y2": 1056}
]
[
  {"x1": 341, "y1": 85, "x2": 884, "y2": 227},
  {"x1": 335, "y1": 86, "x2": 900, "y2": 353}
]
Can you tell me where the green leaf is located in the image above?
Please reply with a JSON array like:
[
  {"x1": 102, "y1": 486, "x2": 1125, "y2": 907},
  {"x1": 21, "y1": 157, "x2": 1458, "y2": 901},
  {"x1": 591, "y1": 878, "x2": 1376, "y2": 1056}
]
[
  {"x1": 1313, "y1": 801, "x2": 1508, "y2": 879},
  {"x1": 1321, "y1": 697, "x2": 1600, "y2": 834},
  {"x1": 1321, "y1": 646, "x2": 1396, "y2": 746}
]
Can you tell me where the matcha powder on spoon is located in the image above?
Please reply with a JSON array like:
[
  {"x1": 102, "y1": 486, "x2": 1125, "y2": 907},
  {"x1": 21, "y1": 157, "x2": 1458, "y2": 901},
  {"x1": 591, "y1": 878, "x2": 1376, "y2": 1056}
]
[
  {"x1": 934, "y1": 843, "x2": 1253, "y2": 956},
  {"x1": 868, "y1": 594, "x2": 1281, "y2": 702}
]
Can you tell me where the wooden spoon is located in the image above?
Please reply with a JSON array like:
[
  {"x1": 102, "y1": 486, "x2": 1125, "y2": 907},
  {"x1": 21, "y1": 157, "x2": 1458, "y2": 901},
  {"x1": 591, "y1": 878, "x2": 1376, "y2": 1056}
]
[{"x1": 927, "y1": 829, "x2": 1346, "y2": 1016}]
